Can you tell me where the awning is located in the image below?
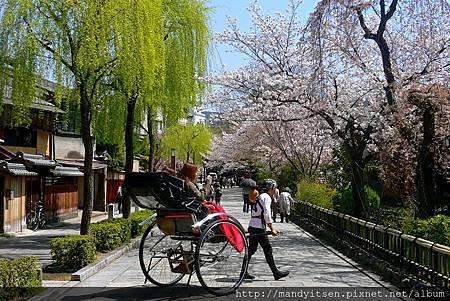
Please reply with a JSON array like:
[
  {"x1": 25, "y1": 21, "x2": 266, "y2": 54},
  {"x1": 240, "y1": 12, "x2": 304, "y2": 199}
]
[
  {"x1": 0, "y1": 161, "x2": 38, "y2": 177},
  {"x1": 51, "y1": 166, "x2": 84, "y2": 177},
  {"x1": 58, "y1": 159, "x2": 108, "y2": 171},
  {"x1": 16, "y1": 152, "x2": 57, "y2": 168}
]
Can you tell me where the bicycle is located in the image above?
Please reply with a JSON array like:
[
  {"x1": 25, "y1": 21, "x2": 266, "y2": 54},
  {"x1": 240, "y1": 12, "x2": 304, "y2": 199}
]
[{"x1": 26, "y1": 200, "x2": 46, "y2": 231}]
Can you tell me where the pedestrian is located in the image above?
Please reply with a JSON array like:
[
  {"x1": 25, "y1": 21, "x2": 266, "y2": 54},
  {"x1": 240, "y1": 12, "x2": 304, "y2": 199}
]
[
  {"x1": 279, "y1": 187, "x2": 294, "y2": 223},
  {"x1": 205, "y1": 174, "x2": 213, "y2": 200},
  {"x1": 271, "y1": 186, "x2": 280, "y2": 222},
  {"x1": 213, "y1": 181, "x2": 222, "y2": 205},
  {"x1": 116, "y1": 186, "x2": 123, "y2": 214},
  {"x1": 240, "y1": 173, "x2": 256, "y2": 213},
  {"x1": 245, "y1": 178, "x2": 289, "y2": 280}
]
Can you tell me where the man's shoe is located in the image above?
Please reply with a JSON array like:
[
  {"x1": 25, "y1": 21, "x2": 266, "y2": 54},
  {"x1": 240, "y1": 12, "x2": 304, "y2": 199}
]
[
  {"x1": 273, "y1": 270, "x2": 289, "y2": 280},
  {"x1": 244, "y1": 272, "x2": 255, "y2": 280}
]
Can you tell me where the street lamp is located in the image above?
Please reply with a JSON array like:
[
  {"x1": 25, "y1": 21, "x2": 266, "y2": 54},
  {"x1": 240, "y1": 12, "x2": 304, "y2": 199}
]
[{"x1": 171, "y1": 148, "x2": 176, "y2": 171}]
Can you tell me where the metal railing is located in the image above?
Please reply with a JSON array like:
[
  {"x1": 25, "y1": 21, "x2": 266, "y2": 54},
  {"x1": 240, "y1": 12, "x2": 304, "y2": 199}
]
[{"x1": 294, "y1": 201, "x2": 450, "y2": 289}]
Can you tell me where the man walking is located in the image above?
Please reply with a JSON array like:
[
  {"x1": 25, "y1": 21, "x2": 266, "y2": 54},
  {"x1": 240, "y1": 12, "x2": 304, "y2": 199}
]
[
  {"x1": 240, "y1": 173, "x2": 256, "y2": 213},
  {"x1": 245, "y1": 178, "x2": 289, "y2": 280}
]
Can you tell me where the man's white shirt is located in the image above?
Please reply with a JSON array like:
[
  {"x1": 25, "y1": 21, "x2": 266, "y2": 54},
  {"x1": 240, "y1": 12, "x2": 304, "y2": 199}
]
[{"x1": 249, "y1": 192, "x2": 273, "y2": 229}]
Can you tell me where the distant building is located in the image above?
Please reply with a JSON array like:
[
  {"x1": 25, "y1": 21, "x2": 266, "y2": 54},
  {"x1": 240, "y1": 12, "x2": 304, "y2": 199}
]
[{"x1": 200, "y1": 107, "x2": 222, "y2": 127}]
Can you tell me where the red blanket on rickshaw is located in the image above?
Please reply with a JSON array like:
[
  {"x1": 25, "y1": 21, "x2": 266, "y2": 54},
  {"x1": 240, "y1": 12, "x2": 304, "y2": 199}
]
[{"x1": 201, "y1": 201, "x2": 245, "y2": 253}]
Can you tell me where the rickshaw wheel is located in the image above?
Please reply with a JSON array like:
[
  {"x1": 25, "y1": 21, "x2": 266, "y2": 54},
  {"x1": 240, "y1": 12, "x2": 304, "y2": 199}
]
[
  {"x1": 139, "y1": 222, "x2": 185, "y2": 286},
  {"x1": 195, "y1": 219, "x2": 249, "y2": 296}
]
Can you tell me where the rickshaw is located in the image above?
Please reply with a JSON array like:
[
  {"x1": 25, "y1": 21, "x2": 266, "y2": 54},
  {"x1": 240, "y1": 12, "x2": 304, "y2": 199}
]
[{"x1": 125, "y1": 172, "x2": 249, "y2": 296}]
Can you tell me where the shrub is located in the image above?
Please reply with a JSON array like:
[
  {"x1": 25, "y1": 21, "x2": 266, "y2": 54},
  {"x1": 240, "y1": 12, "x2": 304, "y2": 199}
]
[
  {"x1": 331, "y1": 187, "x2": 354, "y2": 214},
  {"x1": 130, "y1": 210, "x2": 154, "y2": 238},
  {"x1": 365, "y1": 186, "x2": 380, "y2": 209},
  {"x1": 405, "y1": 215, "x2": 450, "y2": 246},
  {"x1": 90, "y1": 218, "x2": 131, "y2": 252},
  {"x1": 0, "y1": 257, "x2": 42, "y2": 300},
  {"x1": 332, "y1": 186, "x2": 380, "y2": 215},
  {"x1": 296, "y1": 179, "x2": 336, "y2": 209},
  {"x1": 377, "y1": 206, "x2": 413, "y2": 229},
  {"x1": 50, "y1": 235, "x2": 96, "y2": 271}
]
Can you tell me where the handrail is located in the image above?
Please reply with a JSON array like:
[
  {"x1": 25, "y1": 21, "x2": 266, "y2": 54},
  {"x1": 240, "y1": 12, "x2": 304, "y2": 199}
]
[{"x1": 294, "y1": 201, "x2": 450, "y2": 289}]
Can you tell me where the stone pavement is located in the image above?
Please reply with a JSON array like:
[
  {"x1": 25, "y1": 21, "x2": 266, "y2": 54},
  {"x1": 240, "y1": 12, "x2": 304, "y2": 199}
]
[
  {"x1": 0, "y1": 210, "x2": 114, "y2": 267},
  {"x1": 41, "y1": 188, "x2": 402, "y2": 300}
]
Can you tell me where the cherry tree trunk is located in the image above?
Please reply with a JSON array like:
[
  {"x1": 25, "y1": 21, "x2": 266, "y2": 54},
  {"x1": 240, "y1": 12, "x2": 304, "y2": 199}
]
[
  {"x1": 344, "y1": 143, "x2": 369, "y2": 219},
  {"x1": 416, "y1": 107, "x2": 436, "y2": 217}
]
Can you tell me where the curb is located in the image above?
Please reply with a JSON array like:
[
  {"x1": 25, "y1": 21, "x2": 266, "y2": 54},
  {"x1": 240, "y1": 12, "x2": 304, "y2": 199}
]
[
  {"x1": 29, "y1": 236, "x2": 141, "y2": 301},
  {"x1": 71, "y1": 236, "x2": 141, "y2": 281}
]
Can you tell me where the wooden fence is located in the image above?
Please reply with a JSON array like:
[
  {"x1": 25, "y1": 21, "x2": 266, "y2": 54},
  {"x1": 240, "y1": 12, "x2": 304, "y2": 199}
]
[{"x1": 294, "y1": 201, "x2": 450, "y2": 289}]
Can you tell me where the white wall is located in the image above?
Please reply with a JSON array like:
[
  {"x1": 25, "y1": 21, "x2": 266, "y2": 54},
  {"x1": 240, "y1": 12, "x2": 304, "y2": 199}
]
[{"x1": 55, "y1": 135, "x2": 86, "y2": 159}]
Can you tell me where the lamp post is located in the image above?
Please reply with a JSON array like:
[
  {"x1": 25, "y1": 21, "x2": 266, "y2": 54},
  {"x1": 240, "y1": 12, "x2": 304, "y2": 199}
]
[{"x1": 171, "y1": 148, "x2": 176, "y2": 171}]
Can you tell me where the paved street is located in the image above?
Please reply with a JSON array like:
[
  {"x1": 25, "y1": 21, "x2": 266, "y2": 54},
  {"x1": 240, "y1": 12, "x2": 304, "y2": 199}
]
[
  {"x1": 40, "y1": 188, "x2": 401, "y2": 300},
  {"x1": 0, "y1": 211, "x2": 113, "y2": 267}
]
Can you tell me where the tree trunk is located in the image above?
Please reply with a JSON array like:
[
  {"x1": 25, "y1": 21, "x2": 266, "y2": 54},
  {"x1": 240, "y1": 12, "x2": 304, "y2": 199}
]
[
  {"x1": 79, "y1": 82, "x2": 94, "y2": 235},
  {"x1": 416, "y1": 106, "x2": 436, "y2": 217},
  {"x1": 147, "y1": 107, "x2": 156, "y2": 172},
  {"x1": 375, "y1": 37, "x2": 396, "y2": 106},
  {"x1": 344, "y1": 143, "x2": 369, "y2": 218},
  {"x1": 123, "y1": 96, "x2": 137, "y2": 219}
]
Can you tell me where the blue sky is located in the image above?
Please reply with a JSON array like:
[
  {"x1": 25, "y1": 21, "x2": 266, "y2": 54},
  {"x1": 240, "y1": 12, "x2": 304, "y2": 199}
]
[{"x1": 209, "y1": 0, "x2": 320, "y2": 73}]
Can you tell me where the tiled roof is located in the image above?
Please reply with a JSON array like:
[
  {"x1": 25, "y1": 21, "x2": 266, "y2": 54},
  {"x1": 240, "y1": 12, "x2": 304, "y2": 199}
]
[
  {"x1": 58, "y1": 159, "x2": 108, "y2": 170},
  {"x1": 51, "y1": 166, "x2": 83, "y2": 177},
  {"x1": 0, "y1": 161, "x2": 38, "y2": 177},
  {"x1": 16, "y1": 152, "x2": 57, "y2": 168},
  {"x1": 3, "y1": 97, "x2": 64, "y2": 114}
]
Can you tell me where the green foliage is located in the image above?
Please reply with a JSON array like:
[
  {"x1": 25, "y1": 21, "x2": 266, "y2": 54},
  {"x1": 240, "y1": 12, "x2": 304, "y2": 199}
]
[
  {"x1": 320, "y1": 148, "x2": 353, "y2": 190},
  {"x1": 160, "y1": 0, "x2": 210, "y2": 122},
  {"x1": 0, "y1": 257, "x2": 42, "y2": 300},
  {"x1": 332, "y1": 186, "x2": 381, "y2": 215},
  {"x1": 49, "y1": 235, "x2": 96, "y2": 271},
  {"x1": 365, "y1": 186, "x2": 380, "y2": 209},
  {"x1": 130, "y1": 210, "x2": 154, "y2": 238},
  {"x1": 254, "y1": 167, "x2": 272, "y2": 187},
  {"x1": 376, "y1": 206, "x2": 413, "y2": 229},
  {"x1": 94, "y1": 0, "x2": 211, "y2": 155},
  {"x1": 276, "y1": 164, "x2": 299, "y2": 195},
  {"x1": 331, "y1": 187, "x2": 354, "y2": 214},
  {"x1": 404, "y1": 215, "x2": 450, "y2": 246},
  {"x1": 160, "y1": 123, "x2": 212, "y2": 164},
  {"x1": 296, "y1": 179, "x2": 336, "y2": 209},
  {"x1": 90, "y1": 218, "x2": 131, "y2": 252},
  {"x1": 96, "y1": 142, "x2": 125, "y2": 171}
]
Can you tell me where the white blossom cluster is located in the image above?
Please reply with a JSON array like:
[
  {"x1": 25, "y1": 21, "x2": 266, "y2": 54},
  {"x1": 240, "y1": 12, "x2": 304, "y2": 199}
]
[{"x1": 206, "y1": 0, "x2": 449, "y2": 181}]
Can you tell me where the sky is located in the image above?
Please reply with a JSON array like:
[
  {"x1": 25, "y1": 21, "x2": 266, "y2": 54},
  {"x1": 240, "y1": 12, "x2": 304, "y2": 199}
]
[{"x1": 208, "y1": 0, "x2": 320, "y2": 73}]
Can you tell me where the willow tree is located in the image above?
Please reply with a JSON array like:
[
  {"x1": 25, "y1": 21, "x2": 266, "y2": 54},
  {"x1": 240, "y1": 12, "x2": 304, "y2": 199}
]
[
  {"x1": 147, "y1": 0, "x2": 210, "y2": 172},
  {"x1": 0, "y1": 1, "x2": 134, "y2": 234},
  {"x1": 101, "y1": 0, "x2": 166, "y2": 218},
  {"x1": 160, "y1": 123, "x2": 212, "y2": 164}
]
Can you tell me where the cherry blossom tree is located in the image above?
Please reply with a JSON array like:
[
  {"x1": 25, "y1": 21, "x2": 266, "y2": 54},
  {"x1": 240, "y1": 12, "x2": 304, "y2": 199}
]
[
  {"x1": 209, "y1": 0, "x2": 449, "y2": 218},
  {"x1": 311, "y1": 0, "x2": 450, "y2": 215}
]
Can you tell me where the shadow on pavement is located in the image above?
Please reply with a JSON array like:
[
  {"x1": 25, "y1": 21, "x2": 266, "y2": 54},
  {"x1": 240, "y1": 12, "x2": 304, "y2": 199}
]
[{"x1": 58, "y1": 285, "x2": 227, "y2": 301}]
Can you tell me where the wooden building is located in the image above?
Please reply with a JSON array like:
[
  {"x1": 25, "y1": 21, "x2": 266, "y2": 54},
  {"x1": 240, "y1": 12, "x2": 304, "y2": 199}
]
[
  {"x1": 0, "y1": 161, "x2": 38, "y2": 233},
  {"x1": 14, "y1": 152, "x2": 83, "y2": 223}
]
